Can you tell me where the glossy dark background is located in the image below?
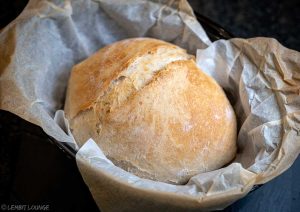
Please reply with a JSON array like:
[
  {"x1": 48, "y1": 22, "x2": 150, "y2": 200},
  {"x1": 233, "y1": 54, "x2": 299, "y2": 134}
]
[{"x1": 0, "y1": 0, "x2": 299, "y2": 211}]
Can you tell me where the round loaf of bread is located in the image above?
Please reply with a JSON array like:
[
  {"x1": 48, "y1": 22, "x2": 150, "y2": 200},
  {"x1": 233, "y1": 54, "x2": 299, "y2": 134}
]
[{"x1": 65, "y1": 38, "x2": 237, "y2": 184}]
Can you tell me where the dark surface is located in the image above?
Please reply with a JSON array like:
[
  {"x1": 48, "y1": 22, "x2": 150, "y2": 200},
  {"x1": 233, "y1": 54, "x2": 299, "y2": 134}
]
[
  {"x1": 189, "y1": 0, "x2": 300, "y2": 51},
  {"x1": 0, "y1": 111, "x2": 100, "y2": 212},
  {"x1": 1, "y1": 0, "x2": 300, "y2": 212}
]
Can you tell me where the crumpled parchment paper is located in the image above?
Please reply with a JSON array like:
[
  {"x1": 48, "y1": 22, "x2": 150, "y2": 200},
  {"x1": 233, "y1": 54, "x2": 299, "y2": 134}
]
[{"x1": 0, "y1": 0, "x2": 299, "y2": 211}]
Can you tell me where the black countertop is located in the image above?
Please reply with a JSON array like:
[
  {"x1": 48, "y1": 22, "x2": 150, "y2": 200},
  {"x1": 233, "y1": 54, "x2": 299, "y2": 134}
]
[
  {"x1": 189, "y1": 0, "x2": 300, "y2": 51},
  {"x1": 1, "y1": 0, "x2": 299, "y2": 211}
]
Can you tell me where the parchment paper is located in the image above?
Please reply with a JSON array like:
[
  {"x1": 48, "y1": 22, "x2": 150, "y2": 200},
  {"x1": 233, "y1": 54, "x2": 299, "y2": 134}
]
[{"x1": 0, "y1": 0, "x2": 299, "y2": 211}]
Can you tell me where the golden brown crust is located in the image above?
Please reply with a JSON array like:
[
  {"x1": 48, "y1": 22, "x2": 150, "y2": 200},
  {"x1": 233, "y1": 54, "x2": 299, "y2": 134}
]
[
  {"x1": 65, "y1": 38, "x2": 237, "y2": 184},
  {"x1": 65, "y1": 38, "x2": 187, "y2": 120}
]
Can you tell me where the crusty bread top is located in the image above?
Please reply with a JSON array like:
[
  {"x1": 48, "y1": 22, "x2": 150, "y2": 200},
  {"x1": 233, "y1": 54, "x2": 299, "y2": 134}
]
[{"x1": 65, "y1": 38, "x2": 192, "y2": 120}]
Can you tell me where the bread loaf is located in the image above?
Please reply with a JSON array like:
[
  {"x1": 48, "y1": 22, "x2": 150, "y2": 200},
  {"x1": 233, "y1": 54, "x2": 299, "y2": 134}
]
[{"x1": 65, "y1": 38, "x2": 237, "y2": 184}]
